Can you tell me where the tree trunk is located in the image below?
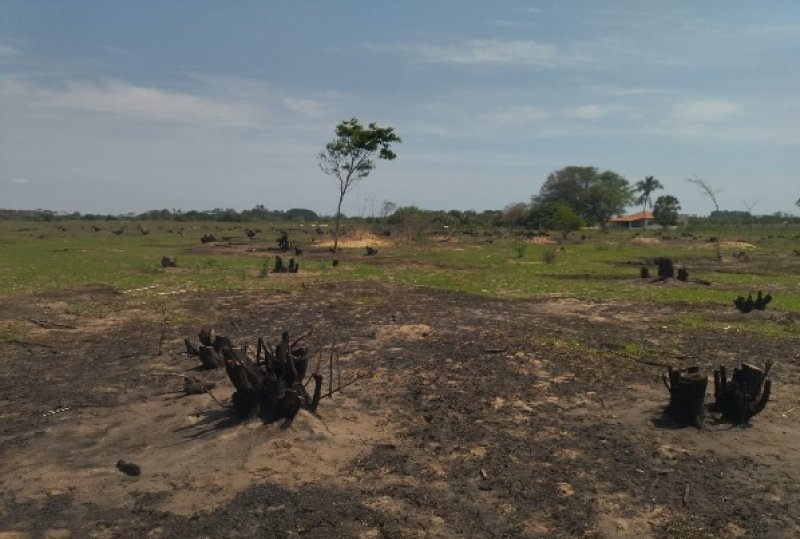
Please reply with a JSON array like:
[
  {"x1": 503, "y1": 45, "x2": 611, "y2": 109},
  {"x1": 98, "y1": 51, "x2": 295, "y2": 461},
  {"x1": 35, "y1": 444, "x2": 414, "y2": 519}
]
[{"x1": 333, "y1": 191, "x2": 345, "y2": 253}]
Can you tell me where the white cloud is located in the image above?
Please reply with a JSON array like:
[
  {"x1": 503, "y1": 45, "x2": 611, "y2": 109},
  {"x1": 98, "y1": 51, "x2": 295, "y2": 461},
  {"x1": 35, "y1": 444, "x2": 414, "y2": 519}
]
[
  {"x1": 0, "y1": 44, "x2": 21, "y2": 59},
  {"x1": 283, "y1": 97, "x2": 327, "y2": 118},
  {"x1": 486, "y1": 106, "x2": 551, "y2": 127},
  {"x1": 672, "y1": 99, "x2": 742, "y2": 123},
  {"x1": 561, "y1": 104, "x2": 621, "y2": 120},
  {"x1": 366, "y1": 39, "x2": 567, "y2": 67},
  {"x1": 488, "y1": 20, "x2": 538, "y2": 30},
  {"x1": 42, "y1": 81, "x2": 261, "y2": 127}
]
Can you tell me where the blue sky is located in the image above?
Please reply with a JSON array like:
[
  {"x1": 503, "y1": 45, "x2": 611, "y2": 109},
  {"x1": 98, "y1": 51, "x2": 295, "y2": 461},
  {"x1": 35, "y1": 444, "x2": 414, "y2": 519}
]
[{"x1": 2, "y1": 1, "x2": 799, "y2": 216}]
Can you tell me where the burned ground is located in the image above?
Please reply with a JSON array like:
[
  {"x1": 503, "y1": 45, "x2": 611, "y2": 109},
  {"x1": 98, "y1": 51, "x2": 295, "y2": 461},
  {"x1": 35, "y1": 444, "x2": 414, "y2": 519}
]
[{"x1": 1, "y1": 282, "x2": 799, "y2": 538}]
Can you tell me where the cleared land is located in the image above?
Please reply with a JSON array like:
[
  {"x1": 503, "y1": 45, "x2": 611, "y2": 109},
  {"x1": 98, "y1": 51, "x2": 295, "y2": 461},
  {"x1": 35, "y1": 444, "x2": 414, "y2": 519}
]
[{"x1": 1, "y1": 221, "x2": 799, "y2": 538}]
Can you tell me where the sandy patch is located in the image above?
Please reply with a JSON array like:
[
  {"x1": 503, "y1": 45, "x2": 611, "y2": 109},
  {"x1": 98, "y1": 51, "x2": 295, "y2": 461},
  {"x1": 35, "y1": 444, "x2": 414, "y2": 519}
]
[
  {"x1": 316, "y1": 230, "x2": 394, "y2": 249},
  {"x1": 526, "y1": 236, "x2": 556, "y2": 244},
  {"x1": 0, "y1": 387, "x2": 392, "y2": 517},
  {"x1": 721, "y1": 241, "x2": 756, "y2": 249},
  {"x1": 631, "y1": 237, "x2": 661, "y2": 244}
]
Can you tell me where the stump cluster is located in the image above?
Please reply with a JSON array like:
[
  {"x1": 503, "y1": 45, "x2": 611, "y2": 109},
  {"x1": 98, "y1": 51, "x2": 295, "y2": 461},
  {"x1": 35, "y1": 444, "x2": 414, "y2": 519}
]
[
  {"x1": 713, "y1": 362, "x2": 772, "y2": 423},
  {"x1": 734, "y1": 291, "x2": 772, "y2": 313},
  {"x1": 273, "y1": 255, "x2": 299, "y2": 274},
  {"x1": 201, "y1": 234, "x2": 216, "y2": 243},
  {"x1": 663, "y1": 362, "x2": 773, "y2": 425},
  {"x1": 184, "y1": 329, "x2": 324, "y2": 427}
]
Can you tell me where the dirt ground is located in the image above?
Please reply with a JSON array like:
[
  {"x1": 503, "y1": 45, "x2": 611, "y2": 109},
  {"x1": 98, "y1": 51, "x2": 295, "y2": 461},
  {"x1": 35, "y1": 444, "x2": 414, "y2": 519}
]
[{"x1": 1, "y1": 282, "x2": 799, "y2": 538}]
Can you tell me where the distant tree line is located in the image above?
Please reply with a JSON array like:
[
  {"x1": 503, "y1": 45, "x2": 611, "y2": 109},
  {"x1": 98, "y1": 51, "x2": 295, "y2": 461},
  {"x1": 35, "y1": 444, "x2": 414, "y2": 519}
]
[{"x1": 0, "y1": 206, "x2": 321, "y2": 223}]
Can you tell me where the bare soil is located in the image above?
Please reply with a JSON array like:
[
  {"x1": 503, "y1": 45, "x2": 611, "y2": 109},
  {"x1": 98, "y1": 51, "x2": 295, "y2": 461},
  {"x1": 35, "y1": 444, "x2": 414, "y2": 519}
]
[{"x1": 1, "y1": 282, "x2": 799, "y2": 538}]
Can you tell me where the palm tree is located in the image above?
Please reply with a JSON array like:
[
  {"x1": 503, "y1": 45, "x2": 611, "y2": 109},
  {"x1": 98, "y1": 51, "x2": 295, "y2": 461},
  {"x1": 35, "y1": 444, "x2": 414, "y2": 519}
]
[{"x1": 634, "y1": 176, "x2": 664, "y2": 231}]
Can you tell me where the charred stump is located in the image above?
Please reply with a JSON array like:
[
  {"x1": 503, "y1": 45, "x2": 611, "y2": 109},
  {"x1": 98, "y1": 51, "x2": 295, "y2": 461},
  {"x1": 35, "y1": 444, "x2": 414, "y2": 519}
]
[
  {"x1": 277, "y1": 231, "x2": 290, "y2": 252},
  {"x1": 662, "y1": 366, "x2": 708, "y2": 426},
  {"x1": 366, "y1": 246, "x2": 378, "y2": 256},
  {"x1": 654, "y1": 257, "x2": 675, "y2": 280},
  {"x1": 201, "y1": 233, "x2": 216, "y2": 243},
  {"x1": 222, "y1": 331, "x2": 322, "y2": 428},
  {"x1": 640, "y1": 266, "x2": 651, "y2": 279},
  {"x1": 733, "y1": 291, "x2": 771, "y2": 313},
  {"x1": 677, "y1": 267, "x2": 689, "y2": 282},
  {"x1": 713, "y1": 362, "x2": 772, "y2": 423},
  {"x1": 161, "y1": 256, "x2": 177, "y2": 268}
]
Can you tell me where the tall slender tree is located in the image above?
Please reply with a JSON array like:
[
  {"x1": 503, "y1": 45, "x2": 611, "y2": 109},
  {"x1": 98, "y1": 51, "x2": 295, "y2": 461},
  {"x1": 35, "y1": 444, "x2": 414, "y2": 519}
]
[
  {"x1": 634, "y1": 176, "x2": 663, "y2": 231},
  {"x1": 318, "y1": 118, "x2": 401, "y2": 252}
]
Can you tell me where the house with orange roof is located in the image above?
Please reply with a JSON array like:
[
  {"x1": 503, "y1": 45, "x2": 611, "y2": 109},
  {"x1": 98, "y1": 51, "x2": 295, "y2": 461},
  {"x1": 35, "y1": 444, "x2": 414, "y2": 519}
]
[{"x1": 608, "y1": 210, "x2": 654, "y2": 228}]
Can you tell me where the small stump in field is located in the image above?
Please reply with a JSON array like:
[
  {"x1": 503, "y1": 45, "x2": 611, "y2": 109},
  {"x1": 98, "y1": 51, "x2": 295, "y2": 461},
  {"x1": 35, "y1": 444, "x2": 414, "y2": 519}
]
[
  {"x1": 161, "y1": 256, "x2": 177, "y2": 268},
  {"x1": 713, "y1": 362, "x2": 772, "y2": 423},
  {"x1": 662, "y1": 366, "x2": 708, "y2": 426},
  {"x1": 734, "y1": 291, "x2": 772, "y2": 313}
]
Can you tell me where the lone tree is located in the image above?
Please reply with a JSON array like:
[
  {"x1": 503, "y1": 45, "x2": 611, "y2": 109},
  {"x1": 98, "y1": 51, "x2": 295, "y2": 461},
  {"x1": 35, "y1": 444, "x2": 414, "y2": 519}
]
[
  {"x1": 532, "y1": 166, "x2": 633, "y2": 227},
  {"x1": 653, "y1": 195, "x2": 681, "y2": 228},
  {"x1": 634, "y1": 176, "x2": 663, "y2": 231},
  {"x1": 318, "y1": 118, "x2": 401, "y2": 252}
]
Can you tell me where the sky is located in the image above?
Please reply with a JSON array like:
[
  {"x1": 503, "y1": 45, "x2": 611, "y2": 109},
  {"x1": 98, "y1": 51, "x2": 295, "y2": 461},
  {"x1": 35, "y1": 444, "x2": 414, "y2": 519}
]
[{"x1": 1, "y1": 1, "x2": 799, "y2": 217}]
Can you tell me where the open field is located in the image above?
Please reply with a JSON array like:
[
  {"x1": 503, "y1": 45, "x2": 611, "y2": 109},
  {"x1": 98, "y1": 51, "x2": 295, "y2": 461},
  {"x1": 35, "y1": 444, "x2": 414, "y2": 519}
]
[{"x1": 1, "y1": 220, "x2": 799, "y2": 537}]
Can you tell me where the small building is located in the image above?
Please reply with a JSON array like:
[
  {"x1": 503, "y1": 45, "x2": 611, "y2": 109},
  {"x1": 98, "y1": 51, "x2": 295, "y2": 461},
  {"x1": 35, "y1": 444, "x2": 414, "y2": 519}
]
[{"x1": 609, "y1": 210, "x2": 654, "y2": 229}]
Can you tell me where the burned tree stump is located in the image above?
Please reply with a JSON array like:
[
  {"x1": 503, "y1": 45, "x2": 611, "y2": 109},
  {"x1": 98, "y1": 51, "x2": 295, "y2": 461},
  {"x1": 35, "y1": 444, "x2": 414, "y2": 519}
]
[
  {"x1": 713, "y1": 362, "x2": 772, "y2": 423},
  {"x1": 272, "y1": 256, "x2": 299, "y2": 274},
  {"x1": 734, "y1": 291, "x2": 772, "y2": 313},
  {"x1": 161, "y1": 256, "x2": 177, "y2": 268},
  {"x1": 662, "y1": 366, "x2": 708, "y2": 426},
  {"x1": 219, "y1": 331, "x2": 323, "y2": 428},
  {"x1": 654, "y1": 257, "x2": 675, "y2": 280},
  {"x1": 734, "y1": 294, "x2": 754, "y2": 313},
  {"x1": 198, "y1": 327, "x2": 216, "y2": 346},
  {"x1": 277, "y1": 231, "x2": 290, "y2": 252},
  {"x1": 365, "y1": 246, "x2": 378, "y2": 256},
  {"x1": 201, "y1": 234, "x2": 216, "y2": 243},
  {"x1": 677, "y1": 267, "x2": 689, "y2": 281},
  {"x1": 640, "y1": 267, "x2": 651, "y2": 279}
]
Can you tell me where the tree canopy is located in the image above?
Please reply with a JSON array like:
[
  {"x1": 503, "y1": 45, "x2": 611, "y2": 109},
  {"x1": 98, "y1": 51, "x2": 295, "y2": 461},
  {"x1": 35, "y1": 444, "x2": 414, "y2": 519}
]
[
  {"x1": 533, "y1": 166, "x2": 633, "y2": 226},
  {"x1": 319, "y1": 118, "x2": 401, "y2": 251},
  {"x1": 653, "y1": 195, "x2": 681, "y2": 228}
]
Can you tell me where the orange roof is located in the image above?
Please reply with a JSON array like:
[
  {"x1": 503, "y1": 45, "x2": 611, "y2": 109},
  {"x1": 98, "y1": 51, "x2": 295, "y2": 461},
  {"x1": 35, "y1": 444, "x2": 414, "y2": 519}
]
[{"x1": 609, "y1": 210, "x2": 654, "y2": 222}]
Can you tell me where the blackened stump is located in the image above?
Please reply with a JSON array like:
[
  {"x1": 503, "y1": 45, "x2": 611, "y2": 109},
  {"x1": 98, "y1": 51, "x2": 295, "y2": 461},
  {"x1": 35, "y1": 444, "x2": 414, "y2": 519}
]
[{"x1": 662, "y1": 366, "x2": 708, "y2": 426}]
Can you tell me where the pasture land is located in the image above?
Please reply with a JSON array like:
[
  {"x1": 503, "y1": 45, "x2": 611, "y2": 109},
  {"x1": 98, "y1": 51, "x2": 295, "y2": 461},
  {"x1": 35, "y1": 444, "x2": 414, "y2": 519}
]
[{"x1": 1, "y1": 220, "x2": 799, "y2": 537}]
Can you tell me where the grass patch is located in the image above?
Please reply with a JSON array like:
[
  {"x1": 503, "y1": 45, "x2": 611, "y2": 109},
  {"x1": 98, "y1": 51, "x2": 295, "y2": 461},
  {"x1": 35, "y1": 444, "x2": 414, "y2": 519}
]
[
  {"x1": 669, "y1": 313, "x2": 798, "y2": 338},
  {"x1": 1, "y1": 221, "x2": 798, "y2": 314}
]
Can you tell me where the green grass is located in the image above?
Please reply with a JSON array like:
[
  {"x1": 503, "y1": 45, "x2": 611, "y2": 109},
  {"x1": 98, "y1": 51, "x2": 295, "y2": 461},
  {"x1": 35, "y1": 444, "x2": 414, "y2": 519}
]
[
  {"x1": 1, "y1": 221, "x2": 799, "y2": 316},
  {"x1": 669, "y1": 313, "x2": 799, "y2": 339}
]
